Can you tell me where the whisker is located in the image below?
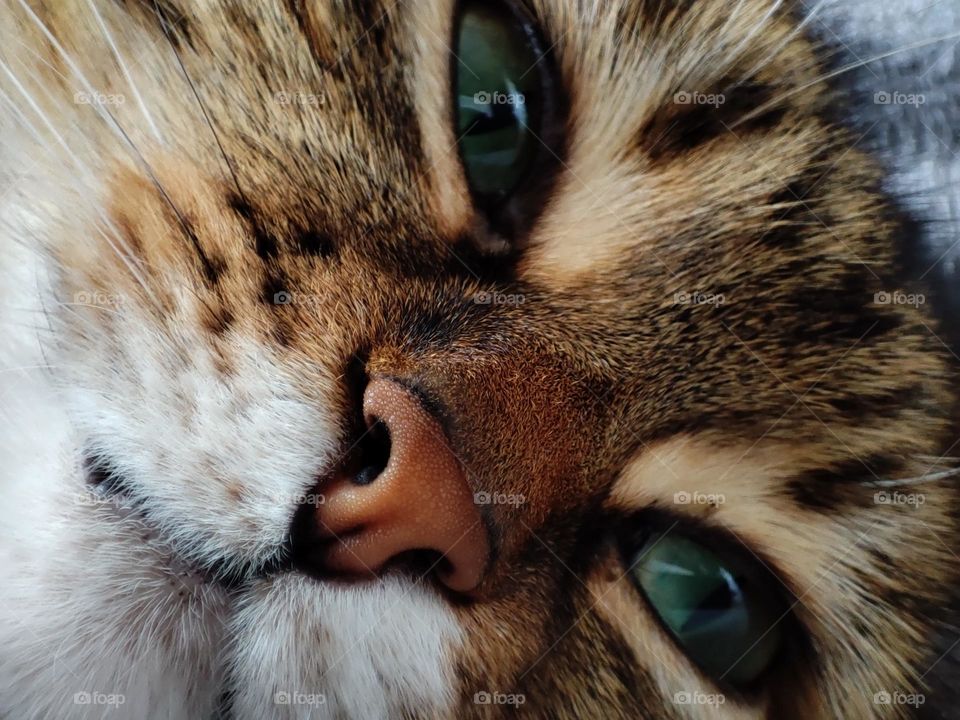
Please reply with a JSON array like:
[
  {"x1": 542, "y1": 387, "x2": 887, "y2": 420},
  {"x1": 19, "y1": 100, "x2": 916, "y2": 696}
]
[
  {"x1": 0, "y1": 58, "x2": 85, "y2": 170},
  {"x1": 0, "y1": 304, "x2": 61, "y2": 316},
  {"x1": 732, "y1": 30, "x2": 960, "y2": 129},
  {"x1": 0, "y1": 83, "x2": 47, "y2": 148},
  {"x1": 109, "y1": 115, "x2": 223, "y2": 288},
  {"x1": 2, "y1": 59, "x2": 159, "y2": 309},
  {"x1": 0, "y1": 321, "x2": 56, "y2": 336},
  {"x1": 734, "y1": 0, "x2": 829, "y2": 88},
  {"x1": 10, "y1": 1, "x2": 195, "y2": 313},
  {"x1": 0, "y1": 363, "x2": 62, "y2": 375},
  {"x1": 85, "y1": 0, "x2": 163, "y2": 143},
  {"x1": 60, "y1": 301, "x2": 124, "y2": 317},
  {"x1": 151, "y1": 0, "x2": 247, "y2": 201},
  {"x1": 916, "y1": 455, "x2": 960, "y2": 466},
  {"x1": 719, "y1": 0, "x2": 785, "y2": 79},
  {"x1": 12, "y1": 0, "x2": 128, "y2": 141},
  {"x1": 32, "y1": 287, "x2": 59, "y2": 383},
  {"x1": 54, "y1": 301, "x2": 122, "y2": 339},
  {"x1": 864, "y1": 466, "x2": 960, "y2": 488}
]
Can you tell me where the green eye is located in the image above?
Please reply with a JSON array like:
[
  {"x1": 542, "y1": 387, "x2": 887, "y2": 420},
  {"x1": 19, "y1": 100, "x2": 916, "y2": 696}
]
[
  {"x1": 628, "y1": 533, "x2": 785, "y2": 687},
  {"x1": 454, "y1": 0, "x2": 547, "y2": 200}
]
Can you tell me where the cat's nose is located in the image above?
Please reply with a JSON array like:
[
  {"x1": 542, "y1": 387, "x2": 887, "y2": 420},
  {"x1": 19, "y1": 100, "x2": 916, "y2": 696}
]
[{"x1": 315, "y1": 378, "x2": 490, "y2": 593}]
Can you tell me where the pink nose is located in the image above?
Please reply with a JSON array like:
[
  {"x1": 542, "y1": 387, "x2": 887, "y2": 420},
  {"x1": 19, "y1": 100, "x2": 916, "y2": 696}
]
[{"x1": 316, "y1": 378, "x2": 490, "y2": 593}]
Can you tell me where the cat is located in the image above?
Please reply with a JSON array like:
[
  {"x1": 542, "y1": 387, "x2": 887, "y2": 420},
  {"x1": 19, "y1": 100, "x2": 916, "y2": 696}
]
[{"x1": 1, "y1": 0, "x2": 958, "y2": 718}]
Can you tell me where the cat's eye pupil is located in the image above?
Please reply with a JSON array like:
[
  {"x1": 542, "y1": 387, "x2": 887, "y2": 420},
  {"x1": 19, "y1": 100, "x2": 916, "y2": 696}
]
[
  {"x1": 455, "y1": 0, "x2": 545, "y2": 200},
  {"x1": 628, "y1": 533, "x2": 784, "y2": 687},
  {"x1": 688, "y1": 577, "x2": 737, "y2": 616}
]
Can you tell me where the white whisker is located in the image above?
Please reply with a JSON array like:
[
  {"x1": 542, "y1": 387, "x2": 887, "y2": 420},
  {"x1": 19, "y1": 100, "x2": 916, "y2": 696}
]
[
  {"x1": 13, "y1": 1, "x2": 214, "y2": 318},
  {"x1": 721, "y1": 0, "x2": 785, "y2": 77},
  {"x1": 13, "y1": 0, "x2": 153, "y2": 163},
  {"x1": 3, "y1": 29, "x2": 166, "y2": 313},
  {"x1": 735, "y1": 0, "x2": 829, "y2": 88},
  {"x1": 0, "y1": 58, "x2": 85, "y2": 170},
  {"x1": 85, "y1": 0, "x2": 163, "y2": 143},
  {"x1": 0, "y1": 363, "x2": 61, "y2": 375},
  {"x1": 3, "y1": 67, "x2": 161, "y2": 311},
  {"x1": 733, "y1": 30, "x2": 960, "y2": 129},
  {"x1": 917, "y1": 455, "x2": 960, "y2": 464},
  {"x1": 0, "y1": 83, "x2": 47, "y2": 148},
  {"x1": 865, "y1": 467, "x2": 960, "y2": 488}
]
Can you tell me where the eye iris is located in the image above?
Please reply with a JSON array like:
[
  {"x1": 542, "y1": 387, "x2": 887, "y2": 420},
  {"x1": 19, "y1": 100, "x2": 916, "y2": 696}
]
[
  {"x1": 631, "y1": 534, "x2": 783, "y2": 686},
  {"x1": 455, "y1": 1, "x2": 544, "y2": 199}
]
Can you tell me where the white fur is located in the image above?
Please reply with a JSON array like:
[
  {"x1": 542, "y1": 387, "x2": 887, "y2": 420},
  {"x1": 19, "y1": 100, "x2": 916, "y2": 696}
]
[
  {"x1": 228, "y1": 574, "x2": 462, "y2": 720},
  {"x1": 0, "y1": 90, "x2": 460, "y2": 720}
]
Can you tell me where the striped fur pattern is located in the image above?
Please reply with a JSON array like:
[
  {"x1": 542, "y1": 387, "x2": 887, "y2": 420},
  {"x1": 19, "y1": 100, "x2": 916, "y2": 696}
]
[{"x1": 0, "y1": 1, "x2": 957, "y2": 718}]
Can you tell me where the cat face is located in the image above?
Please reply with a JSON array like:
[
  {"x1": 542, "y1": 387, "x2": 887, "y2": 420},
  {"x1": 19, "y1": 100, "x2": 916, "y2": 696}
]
[{"x1": 1, "y1": 0, "x2": 958, "y2": 718}]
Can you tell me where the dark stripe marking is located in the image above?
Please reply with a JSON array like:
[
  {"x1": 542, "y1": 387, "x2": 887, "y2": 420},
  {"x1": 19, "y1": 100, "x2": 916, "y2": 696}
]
[{"x1": 788, "y1": 455, "x2": 904, "y2": 512}]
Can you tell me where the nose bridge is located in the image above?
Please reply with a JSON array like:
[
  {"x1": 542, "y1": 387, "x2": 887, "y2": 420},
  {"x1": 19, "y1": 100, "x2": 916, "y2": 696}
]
[{"x1": 316, "y1": 377, "x2": 490, "y2": 593}]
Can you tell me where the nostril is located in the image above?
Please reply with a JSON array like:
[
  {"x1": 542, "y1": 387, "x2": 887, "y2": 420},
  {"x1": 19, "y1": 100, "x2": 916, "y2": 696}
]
[
  {"x1": 339, "y1": 354, "x2": 392, "y2": 486},
  {"x1": 352, "y1": 419, "x2": 390, "y2": 486},
  {"x1": 308, "y1": 378, "x2": 491, "y2": 594}
]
